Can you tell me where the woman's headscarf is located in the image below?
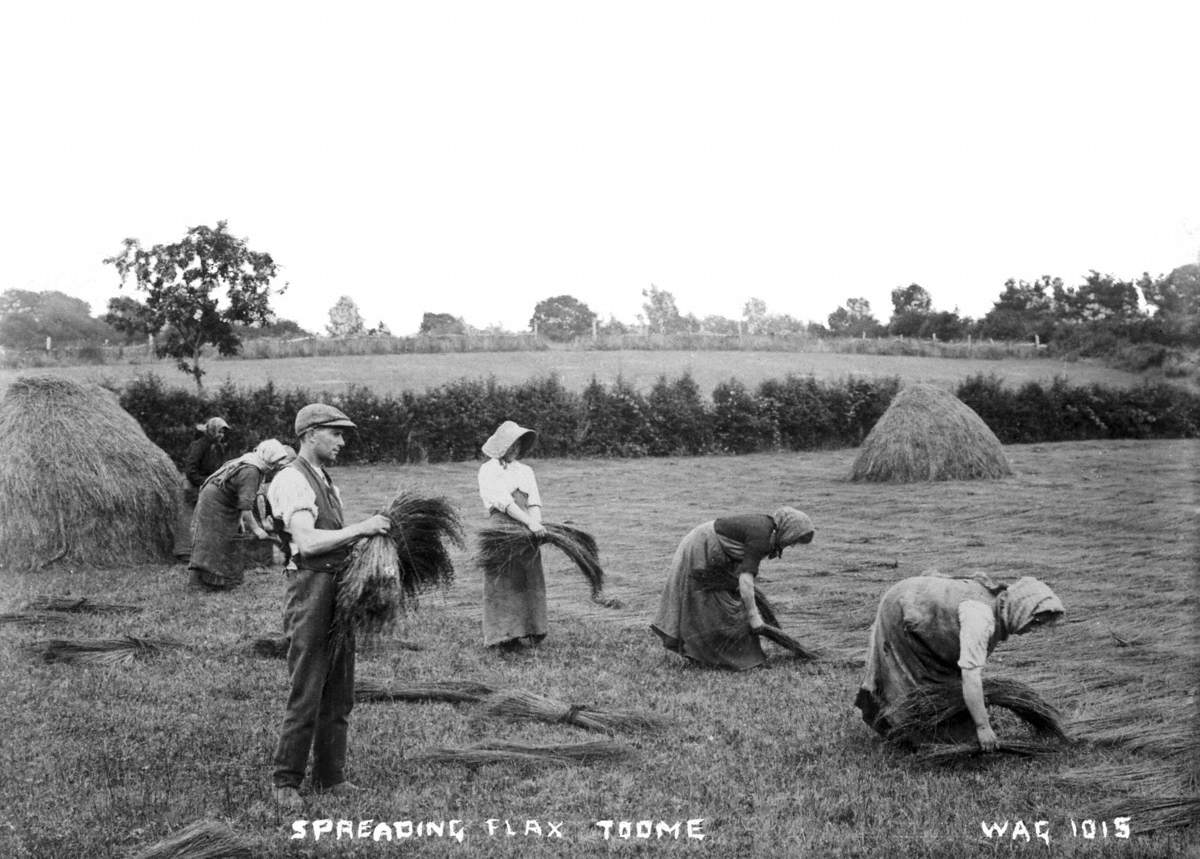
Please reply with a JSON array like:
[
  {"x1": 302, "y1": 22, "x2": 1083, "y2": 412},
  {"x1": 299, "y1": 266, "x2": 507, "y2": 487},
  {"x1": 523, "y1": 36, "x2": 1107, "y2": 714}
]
[
  {"x1": 771, "y1": 506, "x2": 814, "y2": 547},
  {"x1": 197, "y1": 416, "x2": 230, "y2": 439},
  {"x1": 481, "y1": 420, "x2": 537, "y2": 461},
  {"x1": 1001, "y1": 576, "x2": 1064, "y2": 633},
  {"x1": 202, "y1": 439, "x2": 295, "y2": 491}
]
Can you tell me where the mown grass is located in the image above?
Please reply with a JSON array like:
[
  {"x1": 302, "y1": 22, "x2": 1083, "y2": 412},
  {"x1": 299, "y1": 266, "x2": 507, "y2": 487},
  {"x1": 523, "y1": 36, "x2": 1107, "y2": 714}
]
[
  {"x1": 1, "y1": 440, "x2": 1196, "y2": 857},
  {"x1": 0, "y1": 349, "x2": 1150, "y2": 399}
]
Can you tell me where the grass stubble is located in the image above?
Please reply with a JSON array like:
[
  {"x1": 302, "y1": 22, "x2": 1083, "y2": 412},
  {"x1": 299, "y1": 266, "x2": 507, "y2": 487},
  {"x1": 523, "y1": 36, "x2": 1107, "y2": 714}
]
[{"x1": 0, "y1": 439, "x2": 1195, "y2": 856}]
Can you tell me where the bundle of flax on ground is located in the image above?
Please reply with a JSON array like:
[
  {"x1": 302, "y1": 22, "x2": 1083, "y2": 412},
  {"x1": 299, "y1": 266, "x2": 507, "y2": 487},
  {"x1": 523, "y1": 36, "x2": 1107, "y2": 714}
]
[
  {"x1": 333, "y1": 492, "x2": 464, "y2": 646},
  {"x1": 477, "y1": 520, "x2": 620, "y2": 607}
]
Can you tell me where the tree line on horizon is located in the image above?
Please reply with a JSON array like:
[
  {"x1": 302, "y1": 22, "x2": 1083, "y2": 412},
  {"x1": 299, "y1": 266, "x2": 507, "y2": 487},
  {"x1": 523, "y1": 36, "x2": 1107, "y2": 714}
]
[{"x1": 1, "y1": 220, "x2": 1197, "y2": 387}]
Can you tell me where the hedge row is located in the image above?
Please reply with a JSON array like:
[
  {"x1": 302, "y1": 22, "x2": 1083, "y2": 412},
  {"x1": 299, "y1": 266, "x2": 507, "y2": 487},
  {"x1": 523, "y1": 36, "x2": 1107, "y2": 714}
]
[{"x1": 114, "y1": 372, "x2": 1200, "y2": 467}]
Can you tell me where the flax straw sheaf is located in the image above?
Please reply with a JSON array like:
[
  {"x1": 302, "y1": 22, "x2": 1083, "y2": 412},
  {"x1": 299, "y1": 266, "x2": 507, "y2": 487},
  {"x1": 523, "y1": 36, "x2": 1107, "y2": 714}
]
[
  {"x1": 333, "y1": 492, "x2": 464, "y2": 647},
  {"x1": 851, "y1": 383, "x2": 1011, "y2": 482},
  {"x1": 887, "y1": 677, "x2": 1067, "y2": 746},
  {"x1": 411, "y1": 739, "x2": 632, "y2": 767},
  {"x1": 484, "y1": 688, "x2": 667, "y2": 733},
  {"x1": 0, "y1": 376, "x2": 182, "y2": 571},
  {"x1": 26, "y1": 595, "x2": 142, "y2": 614},
  {"x1": 477, "y1": 520, "x2": 615, "y2": 603},
  {"x1": 27, "y1": 636, "x2": 184, "y2": 666},
  {"x1": 355, "y1": 677, "x2": 495, "y2": 704},
  {"x1": 752, "y1": 590, "x2": 821, "y2": 660},
  {"x1": 0, "y1": 612, "x2": 68, "y2": 627},
  {"x1": 128, "y1": 819, "x2": 252, "y2": 859},
  {"x1": 915, "y1": 739, "x2": 1064, "y2": 763}
]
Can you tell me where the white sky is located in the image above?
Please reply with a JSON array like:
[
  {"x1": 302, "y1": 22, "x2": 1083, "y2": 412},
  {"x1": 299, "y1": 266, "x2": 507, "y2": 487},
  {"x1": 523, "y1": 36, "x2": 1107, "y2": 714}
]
[{"x1": 2, "y1": 1, "x2": 1197, "y2": 335}]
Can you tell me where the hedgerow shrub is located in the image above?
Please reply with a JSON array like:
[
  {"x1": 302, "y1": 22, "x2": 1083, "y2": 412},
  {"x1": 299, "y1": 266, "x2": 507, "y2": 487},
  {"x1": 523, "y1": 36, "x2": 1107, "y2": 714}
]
[
  {"x1": 711, "y1": 379, "x2": 773, "y2": 453},
  {"x1": 119, "y1": 371, "x2": 1199, "y2": 467},
  {"x1": 646, "y1": 373, "x2": 712, "y2": 455},
  {"x1": 577, "y1": 376, "x2": 654, "y2": 457}
]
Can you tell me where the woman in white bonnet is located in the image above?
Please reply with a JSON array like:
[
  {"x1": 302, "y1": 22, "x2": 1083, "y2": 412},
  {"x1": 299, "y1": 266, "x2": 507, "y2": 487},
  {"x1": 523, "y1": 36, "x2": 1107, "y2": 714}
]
[
  {"x1": 651, "y1": 507, "x2": 815, "y2": 670},
  {"x1": 477, "y1": 420, "x2": 547, "y2": 649}
]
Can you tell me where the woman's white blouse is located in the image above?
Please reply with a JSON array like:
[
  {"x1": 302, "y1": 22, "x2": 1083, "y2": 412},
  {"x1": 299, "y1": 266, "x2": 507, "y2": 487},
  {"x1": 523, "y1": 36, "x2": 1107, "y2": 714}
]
[{"x1": 478, "y1": 458, "x2": 542, "y2": 513}]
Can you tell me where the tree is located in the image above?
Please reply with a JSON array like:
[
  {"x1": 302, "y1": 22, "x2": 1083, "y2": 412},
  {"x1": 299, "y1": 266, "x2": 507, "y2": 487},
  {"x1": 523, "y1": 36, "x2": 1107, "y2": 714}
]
[
  {"x1": 888, "y1": 283, "x2": 934, "y2": 337},
  {"x1": 639, "y1": 284, "x2": 687, "y2": 334},
  {"x1": 1141, "y1": 264, "x2": 1200, "y2": 318},
  {"x1": 104, "y1": 295, "x2": 157, "y2": 344},
  {"x1": 418, "y1": 312, "x2": 467, "y2": 335},
  {"x1": 326, "y1": 296, "x2": 365, "y2": 337},
  {"x1": 366, "y1": 320, "x2": 392, "y2": 336},
  {"x1": 827, "y1": 297, "x2": 880, "y2": 338},
  {"x1": 1053, "y1": 271, "x2": 1142, "y2": 323},
  {"x1": 742, "y1": 297, "x2": 769, "y2": 334},
  {"x1": 104, "y1": 221, "x2": 282, "y2": 388},
  {"x1": 529, "y1": 294, "x2": 597, "y2": 341},
  {"x1": 0, "y1": 289, "x2": 116, "y2": 349},
  {"x1": 979, "y1": 276, "x2": 1059, "y2": 341},
  {"x1": 597, "y1": 314, "x2": 630, "y2": 335},
  {"x1": 700, "y1": 314, "x2": 739, "y2": 335},
  {"x1": 919, "y1": 310, "x2": 970, "y2": 341}
]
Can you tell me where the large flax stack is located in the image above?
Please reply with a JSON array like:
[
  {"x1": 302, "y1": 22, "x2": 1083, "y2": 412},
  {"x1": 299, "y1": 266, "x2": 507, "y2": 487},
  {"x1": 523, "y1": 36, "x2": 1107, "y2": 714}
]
[
  {"x1": 0, "y1": 376, "x2": 181, "y2": 571},
  {"x1": 851, "y1": 383, "x2": 1011, "y2": 482}
]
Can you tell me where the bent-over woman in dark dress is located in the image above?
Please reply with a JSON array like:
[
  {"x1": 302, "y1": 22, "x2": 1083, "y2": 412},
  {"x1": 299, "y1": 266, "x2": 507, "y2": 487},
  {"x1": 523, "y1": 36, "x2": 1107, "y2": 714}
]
[
  {"x1": 188, "y1": 438, "x2": 295, "y2": 591},
  {"x1": 651, "y1": 507, "x2": 814, "y2": 670}
]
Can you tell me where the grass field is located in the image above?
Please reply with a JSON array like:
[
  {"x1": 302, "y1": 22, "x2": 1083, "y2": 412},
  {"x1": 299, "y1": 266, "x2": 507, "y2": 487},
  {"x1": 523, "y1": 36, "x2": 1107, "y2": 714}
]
[
  {"x1": 0, "y1": 349, "x2": 1151, "y2": 397},
  {"x1": 2, "y1": 439, "x2": 1195, "y2": 857}
]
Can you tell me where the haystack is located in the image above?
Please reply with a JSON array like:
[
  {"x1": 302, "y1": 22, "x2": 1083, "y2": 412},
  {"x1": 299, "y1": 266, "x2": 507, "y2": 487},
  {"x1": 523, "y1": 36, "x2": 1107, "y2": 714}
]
[
  {"x1": 850, "y1": 383, "x2": 1011, "y2": 482},
  {"x1": 0, "y1": 376, "x2": 181, "y2": 571}
]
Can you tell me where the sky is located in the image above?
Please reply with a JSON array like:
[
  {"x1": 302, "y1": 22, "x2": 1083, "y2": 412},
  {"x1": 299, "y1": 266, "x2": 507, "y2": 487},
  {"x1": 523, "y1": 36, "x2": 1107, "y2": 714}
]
[{"x1": 2, "y1": 1, "x2": 1197, "y2": 336}]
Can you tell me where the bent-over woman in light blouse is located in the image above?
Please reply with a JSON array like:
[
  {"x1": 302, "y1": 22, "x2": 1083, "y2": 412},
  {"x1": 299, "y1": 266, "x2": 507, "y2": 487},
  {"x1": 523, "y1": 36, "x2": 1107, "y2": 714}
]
[
  {"x1": 477, "y1": 420, "x2": 547, "y2": 649},
  {"x1": 854, "y1": 573, "x2": 1064, "y2": 750}
]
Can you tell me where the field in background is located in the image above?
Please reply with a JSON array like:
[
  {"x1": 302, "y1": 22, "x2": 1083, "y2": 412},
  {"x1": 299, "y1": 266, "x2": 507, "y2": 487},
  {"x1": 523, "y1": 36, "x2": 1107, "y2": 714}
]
[
  {"x1": 0, "y1": 350, "x2": 1150, "y2": 397},
  {"x1": 2, "y1": 439, "x2": 1195, "y2": 856}
]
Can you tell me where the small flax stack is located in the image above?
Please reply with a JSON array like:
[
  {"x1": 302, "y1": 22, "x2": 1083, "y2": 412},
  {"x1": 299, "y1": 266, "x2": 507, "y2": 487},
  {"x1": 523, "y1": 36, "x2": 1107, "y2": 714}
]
[
  {"x1": 333, "y1": 492, "x2": 464, "y2": 647},
  {"x1": 478, "y1": 520, "x2": 612, "y2": 603}
]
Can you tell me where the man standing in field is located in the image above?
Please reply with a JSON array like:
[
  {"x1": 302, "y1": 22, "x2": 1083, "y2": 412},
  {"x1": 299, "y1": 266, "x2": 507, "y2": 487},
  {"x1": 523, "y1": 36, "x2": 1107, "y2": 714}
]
[{"x1": 267, "y1": 403, "x2": 390, "y2": 810}]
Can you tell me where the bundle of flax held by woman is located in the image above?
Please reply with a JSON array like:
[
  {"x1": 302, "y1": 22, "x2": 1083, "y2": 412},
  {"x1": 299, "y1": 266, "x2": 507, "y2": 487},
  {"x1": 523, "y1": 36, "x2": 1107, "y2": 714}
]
[
  {"x1": 478, "y1": 520, "x2": 613, "y2": 603},
  {"x1": 915, "y1": 738, "x2": 1064, "y2": 763},
  {"x1": 129, "y1": 818, "x2": 252, "y2": 859},
  {"x1": 484, "y1": 688, "x2": 667, "y2": 734},
  {"x1": 333, "y1": 492, "x2": 464, "y2": 647},
  {"x1": 886, "y1": 676, "x2": 1068, "y2": 747},
  {"x1": 411, "y1": 738, "x2": 632, "y2": 767},
  {"x1": 355, "y1": 677, "x2": 495, "y2": 704},
  {"x1": 752, "y1": 591, "x2": 821, "y2": 660},
  {"x1": 27, "y1": 635, "x2": 183, "y2": 666}
]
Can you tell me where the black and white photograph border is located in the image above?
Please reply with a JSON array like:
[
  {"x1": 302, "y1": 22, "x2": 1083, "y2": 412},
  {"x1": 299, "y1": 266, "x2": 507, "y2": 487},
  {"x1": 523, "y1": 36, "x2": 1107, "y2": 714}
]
[{"x1": 1, "y1": 2, "x2": 1198, "y2": 857}]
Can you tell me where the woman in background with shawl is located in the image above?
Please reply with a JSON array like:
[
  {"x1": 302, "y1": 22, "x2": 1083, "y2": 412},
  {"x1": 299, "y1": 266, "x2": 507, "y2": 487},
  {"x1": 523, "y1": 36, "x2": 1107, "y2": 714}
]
[
  {"x1": 854, "y1": 573, "x2": 1065, "y2": 750},
  {"x1": 477, "y1": 420, "x2": 546, "y2": 649},
  {"x1": 187, "y1": 438, "x2": 296, "y2": 591},
  {"x1": 651, "y1": 508, "x2": 815, "y2": 670},
  {"x1": 175, "y1": 416, "x2": 231, "y2": 559}
]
